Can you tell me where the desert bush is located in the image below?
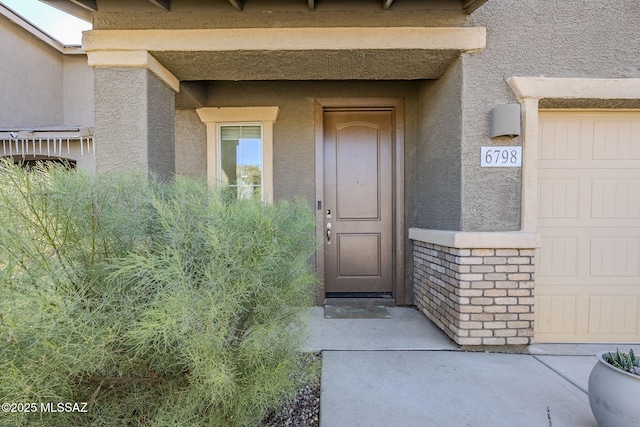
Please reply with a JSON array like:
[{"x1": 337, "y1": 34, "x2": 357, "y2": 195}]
[{"x1": 0, "y1": 160, "x2": 318, "y2": 426}]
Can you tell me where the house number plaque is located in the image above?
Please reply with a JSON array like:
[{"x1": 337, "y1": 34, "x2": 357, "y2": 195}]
[{"x1": 480, "y1": 146, "x2": 522, "y2": 167}]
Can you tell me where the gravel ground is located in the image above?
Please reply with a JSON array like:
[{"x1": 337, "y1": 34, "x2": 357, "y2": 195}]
[
  {"x1": 261, "y1": 353, "x2": 321, "y2": 427},
  {"x1": 261, "y1": 382, "x2": 320, "y2": 426}
]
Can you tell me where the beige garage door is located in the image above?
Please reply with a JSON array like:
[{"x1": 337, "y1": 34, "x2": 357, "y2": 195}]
[{"x1": 535, "y1": 110, "x2": 640, "y2": 343}]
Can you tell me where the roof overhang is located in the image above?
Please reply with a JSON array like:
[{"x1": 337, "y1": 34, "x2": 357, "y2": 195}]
[
  {"x1": 1, "y1": 3, "x2": 84, "y2": 53},
  {"x1": 38, "y1": 0, "x2": 93, "y2": 22},
  {"x1": 41, "y1": 0, "x2": 489, "y2": 17},
  {"x1": 83, "y1": 27, "x2": 486, "y2": 82}
]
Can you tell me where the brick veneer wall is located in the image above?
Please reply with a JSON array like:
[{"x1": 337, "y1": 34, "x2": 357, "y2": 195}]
[{"x1": 413, "y1": 241, "x2": 535, "y2": 347}]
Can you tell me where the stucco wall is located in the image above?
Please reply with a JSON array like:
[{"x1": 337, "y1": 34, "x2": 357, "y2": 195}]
[
  {"x1": 416, "y1": 59, "x2": 463, "y2": 231},
  {"x1": 63, "y1": 55, "x2": 94, "y2": 126},
  {"x1": 0, "y1": 9, "x2": 93, "y2": 129},
  {"x1": 459, "y1": 0, "x2": 640, "y2": 231},
  {"x1": 94, "y1": 67, "x2": 148, "y2": 174},
  {"x1": 175, "y1": 110, "x2": 206, "y2": 178},
  {"x1": 0, "y1": 14, "x2": 63, "y2": 127},
  {"x1": 0, "y1": 10, "x2": 94, "y2": 170},
  {"x1": 94, "y1": 67, "x2": 174, "y2": 178},
  {"x1": 147, "y1": 71, "x2": 175, "y2": 181},
  {"x1": 195, "y1": 81, "x2": 418, "y2": 205},
  {"x1": 174, "y1": 80, "x2": 418, "y2": 299}
]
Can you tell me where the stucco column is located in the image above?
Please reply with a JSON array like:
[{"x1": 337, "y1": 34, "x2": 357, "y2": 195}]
[
  {"x1": 519, "y1": 97, "x2": 539, "y2": 232},
  {"x1": 89, "y1": 51, "x2": 179, "y2": 180}
]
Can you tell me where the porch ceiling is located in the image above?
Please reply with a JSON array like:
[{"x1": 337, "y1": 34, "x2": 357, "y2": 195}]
[
  {"x1": 83, "y1": 27, "x2": 486, "y2": 81},
  {"x1": 151, "y1": 49, "x2": 461, "y2": 81}
]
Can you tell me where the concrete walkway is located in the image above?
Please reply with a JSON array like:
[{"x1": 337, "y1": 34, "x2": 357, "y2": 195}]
[{"x1": 305, "y1": 306, "x2": 608, "y2": 427}]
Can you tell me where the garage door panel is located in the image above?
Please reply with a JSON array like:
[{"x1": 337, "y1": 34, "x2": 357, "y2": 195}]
[
  {"x1": 538, "y1": 228, "x2": 640, "y2": 284},
  {"x1": 590, "y1": 238, "x2": 639, "y2": 277},
  {"x1": 588, "y1": 296, "x2": 638, "y2": 335},
  {"x1": 536, "y1": 278, "x2": 640, "y2": 287},
  {"x1": 539, "y1": 158, "x2": 640, "y2": 170},
  {"x1": 591, "y1": 179, "x2": 640, "y2": 219},
  {"x1": 535, "y1": 295, "x2": 577, "y2": 335},
  {"x1": 538, "y1": 179, "x2": 579, "y2": 219},
  {"x1": 535, "y1": 289, "x2": 640, "y2": 342},
  {"x1": 539, "y1": 119, "x2": 580, "y2": 161},
  {"x1": 537, "y1": 111, "x2": 640, "y2": 343},
  {"x1": 537, "y1": 277, "x2": 640, "y2": 287},
  {"x1": 536, "y1": 219, "x2": 634, "y2": 228},
  {"x1": 537, "y1": 237, "x2": 578, "y2": 278},
  {"x1": 593, "y1": 119, "x2": 640, "y2": 160},
  {"x1": 535, "y1": 174, "x2": 640, "y2": 223}
]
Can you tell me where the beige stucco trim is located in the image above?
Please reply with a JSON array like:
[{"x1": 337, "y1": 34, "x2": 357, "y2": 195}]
[
  {"x1": 196, "y1": 107, "x2": 279, "y2": 204},
  {"x1": 408, "y1": 228, "x2": 541, "y2": 249},
  {"x1": 508, "y1": 77, "x2": 640, "y2": 100},
  {"x1": 196, "y1": 107, "x2": 280, "y2": 124},
  {"x1": 87, "y1": 50, "x2": 180, "y2": 92},
  {"x1": 507, "y1": 77, "x2": 640, "y2": 232},
  {"x1": 82, "y1": 27, "x2": 486, "y2": 53},
  {"x1": 519, "y1": 98, "x2": 539, "y2": 232}
]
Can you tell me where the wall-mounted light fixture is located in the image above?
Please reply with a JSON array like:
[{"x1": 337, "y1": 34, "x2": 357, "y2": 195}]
[{"x1": 489, "y1": 103, "x2": 521, "y2": 138}]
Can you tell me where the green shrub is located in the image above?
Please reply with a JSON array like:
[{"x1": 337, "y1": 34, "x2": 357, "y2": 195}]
[{"x1": 0, "y1": 161, "x2": 318, "y2": 426}]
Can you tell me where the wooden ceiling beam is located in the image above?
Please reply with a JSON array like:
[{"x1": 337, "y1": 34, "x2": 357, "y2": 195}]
[
  {"x1": 228, "y1": 0, "x2": 242, "y2": 11},
  {"x1": 462, "y1": 0, "x2": 488, "y2": 14},
  {"x1": 61, "y1": 0, "x2": 487, "y2": 15},
  {"x1": 68, "y1": 0, "x2": 97, "y2": 12},
  {"x1": 148, "y1": 0, "x2": 170, "y2": 11}
]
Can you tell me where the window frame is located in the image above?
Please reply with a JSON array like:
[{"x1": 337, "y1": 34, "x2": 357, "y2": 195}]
[
  {"x1": 217, "y1": 122, "x2": 264, "y2": 200},
  {"x1": 196, "y1": 107, "x2": 279, "y2": 203}
]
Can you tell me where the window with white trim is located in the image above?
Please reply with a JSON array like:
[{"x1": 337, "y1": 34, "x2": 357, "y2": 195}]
[
  {"x1": 219, "y1": 123, "x2": 263, "y2": 200},
  {"x1": 196, "y1": 107, "x2": 279, "y2": 203}
]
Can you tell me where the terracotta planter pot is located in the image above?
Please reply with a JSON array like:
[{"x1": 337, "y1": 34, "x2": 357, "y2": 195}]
[{"x1": 588, "y1": 351, "x2": 640, "y2": 427}]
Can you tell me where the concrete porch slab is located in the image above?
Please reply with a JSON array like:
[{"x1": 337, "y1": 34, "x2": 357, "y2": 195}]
[
  {"x1": 324, "y1": 299, "x2": 393, "y2": 319},
  {"x1": 304, "y1": 306, "x2": 458, "y2": 352}
]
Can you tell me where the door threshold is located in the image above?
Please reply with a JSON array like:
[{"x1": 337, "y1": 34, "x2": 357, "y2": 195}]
[
  {"x1": 323, "y1": 298, "x2": 394, "y2": 319},
  {"x1": 324, "y1": 296, "x2": 396, "y2": 307}
]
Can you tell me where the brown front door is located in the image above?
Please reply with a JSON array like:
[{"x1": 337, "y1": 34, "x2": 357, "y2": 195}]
[{"x1": 323, "y1": 109, "x2": 393, "y2": 294}]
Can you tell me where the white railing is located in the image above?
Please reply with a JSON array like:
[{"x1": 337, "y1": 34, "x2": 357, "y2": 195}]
[{"x1": 0, "y1": 128, "x2": 94, "y2": 159}]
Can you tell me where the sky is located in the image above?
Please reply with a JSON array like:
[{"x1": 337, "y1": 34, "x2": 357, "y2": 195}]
[{"x1": 1, "y1": 0, "x2": 91, "y2": 45}]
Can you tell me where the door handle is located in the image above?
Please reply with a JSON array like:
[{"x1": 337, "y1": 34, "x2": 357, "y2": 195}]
[{"x1": 326, "y1": 222, "x2": 332, "y2": 244}]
